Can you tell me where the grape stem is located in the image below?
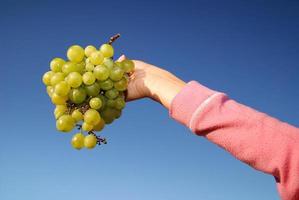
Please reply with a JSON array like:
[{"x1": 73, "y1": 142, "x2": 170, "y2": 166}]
[
  {"x1": 88, "y1": 131, "x2": 107, "y2": 145},
  {"x1": 108, "y1": 33, "x2": 121, "y2": 45}
]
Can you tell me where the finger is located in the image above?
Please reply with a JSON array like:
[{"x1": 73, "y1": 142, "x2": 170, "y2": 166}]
[{"x1": 117, "y1": 54, "x2": 126, "y2": 62}]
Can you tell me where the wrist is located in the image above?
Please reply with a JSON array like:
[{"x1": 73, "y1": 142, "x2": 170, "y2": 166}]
[{"x1": 150, "y1": 77, "x2": 186, "y2": 109}]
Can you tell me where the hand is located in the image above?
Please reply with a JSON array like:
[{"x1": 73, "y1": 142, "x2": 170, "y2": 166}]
[{"x1": 117, "y1": 55, "x2": 186, "y2": 109}]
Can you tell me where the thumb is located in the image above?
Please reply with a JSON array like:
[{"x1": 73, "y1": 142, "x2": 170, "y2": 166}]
[{"x1": 117, "y1": 54, "x2": 126, "y2": 62}]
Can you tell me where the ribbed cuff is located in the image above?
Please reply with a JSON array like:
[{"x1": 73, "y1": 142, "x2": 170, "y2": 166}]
[{"x1": 169, "y1": 81, "x2": 218, "y2": 128}]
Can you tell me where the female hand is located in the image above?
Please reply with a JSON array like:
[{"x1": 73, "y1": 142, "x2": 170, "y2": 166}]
[{"x1": 118, "y1": 55, "x2": 186, "y2": 109}]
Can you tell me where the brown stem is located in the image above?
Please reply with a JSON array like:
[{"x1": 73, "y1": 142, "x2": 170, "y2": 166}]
[{"x1": 108, "y1": 33, "x2": 121, "y2": 45}]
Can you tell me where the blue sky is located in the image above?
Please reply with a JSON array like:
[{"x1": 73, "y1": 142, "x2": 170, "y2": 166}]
[{"x1": 1, "y1": 0, "x2": 298, "y2": 199}]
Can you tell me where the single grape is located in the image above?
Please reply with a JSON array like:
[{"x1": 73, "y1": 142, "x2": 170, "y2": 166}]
[
  {"x1": 105, "y1": 88, "x2": 119, "y2": 99},
  {"x1": 71, "y1": 109, "x2": 83, "y2": 122},
  {"x1": 82, "y1": 72, "x2": 96, "y2": 85},
  {"x1": 100, "y1": 108, "x2": 116, "y2": 124},
  {"x1": 67, "y1": 72, "x2": 82, "y2": 88},
  {"x1": 100, "y1": 44, "x2": 114, "y2": 58},
  {"x1": 121, "y1": 59, "x2": 135, "y2": 73},
  {"x1": 93, "y1": 65, "x2": 109, "y2": 81},
  {"x1": 114, "y1": 61, "x2": 122, "y2": 68},
  {"x1": 109, "y1": 66, "x2": 124, "y2": 81},
  {"x1": 115, "y1": 97, "x2": 125, "y2": 110},
  {"x1": 84, "y1": 134, "x2": 97, "y2": 149},
  {"x1": 76, "y1": 62, "x2": 86, "y2": 74},
  {"x1": 85, "y1": 58, "x2": 91, "y2": 64},
  {"x1": 46, "y1": 86, "x2": 54, "y2": 97},
  {"x1": 114, "y1": 78, "x2": 128, "y2": 91},
  {"x1": 56, "y1": 114, "x2": 75, "y2": 132},
  {"x1": 85, "y1": 63, "x2": 95, "y2": 72},
  {"x1": 114, "y1": 109, "x2": 122, "y2": 119},
  {"x1": 98, "y1": 95, "x2": 107, "y2": 111},
  {"x1": 71, "y1": 133, "x2": 85, "y2": 150},
  {"x1": 84, "y1": 45, "x2": 97, "y2": 57},
  {"x1": 103, "y1": 58, "x2": 114, "y2": 70},
  {"x1": 90, "y1": 51, "x2": 104, "y2": 65},
  {"x1": 50, "y1": 72, "x2": 65, "y2": 86},
  {"x1": 42, "y1": 71, "x2": 55, "y2": 86},
  {"x1": 50, "y1": 58, "x2": 65, "y2": 72},
  {"x1": 99, "y1": 79, "x2": 113, "y2": 90},
  {"x1": 82, "y1": 122, "x2": 93, "y2": 131},
  {"x1": 51, "y1": 93, "x2": 68, "y2": 105},
  {"x1": 106, "y1": 99, "x2": 116, "y2": 107},
  {"x1": 89, "y1": 97, "x2": 102, "y2": 109},
  {"x1": 62, "y1": 62, "x2": 79, "y2": 75},
  {"x1": 69, "y1": 87, "x2": 87, "y2": 104},
  {"x1": 84, "y1": 109, "x2": 101, "y2": 125},
  {"x1": 54, "y1": 104, "x2": 67, "y2": 119},
  {"x1": 54, "y1": 81, "x2": 70, "y2": 97},
  {"x1": 67, "y1": 45, "x2": 85, "y2": 63},
  {"x1": 84, "y1": 82, "x2": 100, "y2": 97},
  {"x1": 93, "y1": 119, "x2": 105, "y2": 131}
]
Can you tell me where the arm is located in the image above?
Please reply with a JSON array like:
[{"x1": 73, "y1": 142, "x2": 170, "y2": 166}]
[{"x1": 122, "y1": 57, "x2": 299, "y2": 200}]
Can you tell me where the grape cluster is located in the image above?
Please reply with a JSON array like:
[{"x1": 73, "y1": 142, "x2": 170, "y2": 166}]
[{"x1": 42, "y1": 35, "x2": 134, "y2": 150}]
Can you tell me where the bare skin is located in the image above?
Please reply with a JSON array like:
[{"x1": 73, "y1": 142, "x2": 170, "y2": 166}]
[{"x1": 118, "y1": 55, "x2": 186, "y2": 109}]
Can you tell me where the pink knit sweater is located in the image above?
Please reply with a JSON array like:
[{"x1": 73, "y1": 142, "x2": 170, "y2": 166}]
[{"x1": 170, "y1": 81, "x2": 299, "y2": 200}]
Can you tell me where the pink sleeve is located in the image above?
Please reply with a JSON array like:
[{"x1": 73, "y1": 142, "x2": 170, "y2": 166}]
[{"x1": 170, "y1": 81, "x2": 299, "y2": 200}]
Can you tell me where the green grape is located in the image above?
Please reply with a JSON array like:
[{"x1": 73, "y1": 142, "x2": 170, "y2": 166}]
[
  {"x1": 114, "y1": 61, "x2": 122, "y2": 68},
  {"x1": 84, "y1": 45, "x2": 97, "y2": 57},
  {"x1": 106, "y1": 99, "x2": 116, "y2": 107},
  {"x1": 103, "y1": 58, "x2": 114, "y2": 70},
  {"x1": 93, "y1": 119, "x2": 105, "y2": 131},
  {"x1": 98, "y1": 95, "x2": 107, "y2": 111},
  {"x1": 89, "y1": 97, "x2": 102, "y2": 109},
  {"x1": 50, "y1": 58, "x2": 65, "y2": 72},
  {"x1": 109, "y1": 66, "x2": 124, "y2": 81},
  {"x1": 67, "y1": 72, "x2": 82, "y2": 88},
  {"x1": 54, "y1": 81, "x2": 70, "y2": 97},
  {"x1": 114, "y1": 77, "x2": 128, "y2": 91},
  {"x1": 67, "y1": 45, "x2": 85, "y2": 63},
  {"x1": 121, "y1": 59, "x2": 135, "y2": 73},
  {"x1": 51, "y1": 93, "x2": 68, "y2": 105},
  {"x1": 99, "y1": 79, "x2": 113, "y2": 90},
  {"x1": 71, "y1": 133, "x2": 85, "y2": 150},
  {"x1": 84, "y1": 134, "x2": 97, "y2": 149},
  {"x1": 76, "y1": 62, "x2": 86, "y2": 74},
  {"x1": 89, "y1": 51, "x2": 104, "y2": 65},
  {"x1": 93, "y1": 65, "x2": 109, "y2": 81},
  {"x1": 115, "y1": 97, "x2": 125, "y2": 110},
  {"x1": 100, "y1": 44, "x2": 114, "y2": 58},
  {"x1": 84, "y1": 109, "x2": 101, "y2": 125},
  {"x1": 114, "y1": 109, "x2": 122, "y2": 119},
  {"x1": 42, "y1": 71, "x2": 55, "y2": 86},
  {"x1": 82, "y1": 122, "x2": 93, "y2": 131},
  {"x1": 69, "y1": 87, "x2": 87, "y2": 104},
  {"x1": 85, "y1": 57, "x2": 91, "y2": 64},
  {"x1": 105, "y1": 88, "x2": 119, "y2": 99},
  {"x1": 47, "y1": 86, "x2": 54, "y2": 97},
  {"x1": 82, "y1": 72, "x2": 96, "y2": 85},
  {"x1": 71, "y1": 109, "x2": 83, "y2": 122},
  {"x1": 56, "y1": 114, "x2": 75, "y2": 132},
  {"x1": 85, "y1": 63, "x2": 94, "y2": 72},
  {"x1": 50, "y1": 72, "x2": 65, "y2": 86},
  {"x1": 62, "y1": 62, "x2": 79, "y2": 75},
  {"x1": 54, "y1": 105, "x2": 67, "y2": 119},
  {"x1": 100, "y1": 108, "x2": 115, "y2": 124},
  {"x1": 84, "y1": 82, "x2": 100, "y2": 97}
]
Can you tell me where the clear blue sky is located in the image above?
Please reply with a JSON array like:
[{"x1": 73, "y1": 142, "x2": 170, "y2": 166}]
[{"x1": 1, "y1": 0, "x2": 298, "y2": 199}]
